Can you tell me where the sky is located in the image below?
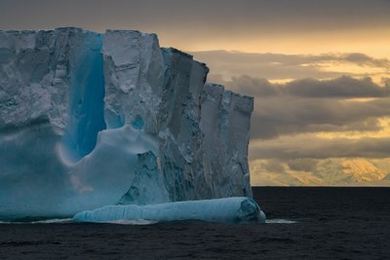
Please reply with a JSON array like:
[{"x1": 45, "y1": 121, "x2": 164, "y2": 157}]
[{"x1": 1, "y1": 0, "x2": 390, "y2": 186}]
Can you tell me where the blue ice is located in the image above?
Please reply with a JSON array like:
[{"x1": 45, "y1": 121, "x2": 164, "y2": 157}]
[
  {"x1": 63, "y1": 33, "x2": 106, "y2": 161},
  {"x1": 73, "y1": 197, "x2": 266, "y2": 224}
]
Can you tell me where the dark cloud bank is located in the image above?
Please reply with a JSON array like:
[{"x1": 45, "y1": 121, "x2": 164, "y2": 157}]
[
  {"x1": 250, "y1": 136, "x2": 390, "y2": 160},
  {"x1": 1, "y1": 0, "x2": 389, "y2": 33},
  {"x1": 223, "y1": 75, "x2": 390, "y2": 140},
  {"x1": 192, "y1": 50, "x2": 390, "y2": 161},
  {"x1": 193, "y1": 51, "x2": 390, "y2": 82},
  {"x1": 197, "y1": 51, "x2": 390, "y2": 184},
  {"x1": 206, "y1": 72, "x2": 390, "y2": 161}
]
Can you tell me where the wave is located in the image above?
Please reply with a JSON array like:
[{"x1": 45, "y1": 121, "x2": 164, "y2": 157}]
[
  {"x1": 0, "y1": 218, "x2": 72, "y2": 224},
  {"x1": 1, "y1": 218, "x2": 294, "y2": 225},
  {"x1": 266, "y1": 219, "x2": 297, "y2": 224},
  {"x1": 0, "y1": 218, "x2": 157, "y2": 225}
]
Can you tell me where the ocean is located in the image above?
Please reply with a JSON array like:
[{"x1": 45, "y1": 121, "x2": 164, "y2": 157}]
[{"x1": 0, "y1": 187, "x2": 389, "y2": 259}]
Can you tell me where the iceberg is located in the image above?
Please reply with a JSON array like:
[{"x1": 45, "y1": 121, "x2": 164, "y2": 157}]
[
  {"x1": 0, "y1": 28, "x2": 259, "y2": 221},
  {"x1": 74, "y1": 197, "x2": 266, "y2": 224}
]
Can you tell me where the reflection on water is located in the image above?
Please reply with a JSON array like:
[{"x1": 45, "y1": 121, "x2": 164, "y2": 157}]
[{"x1": 266, "y1": 219, "x2": 297, "y2": 224}]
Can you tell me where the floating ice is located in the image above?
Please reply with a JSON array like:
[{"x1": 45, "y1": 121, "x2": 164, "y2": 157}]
[
  {"x1": 266, "y1": 219, "x2": 297, "y2": 224},
  {"x1": 0, "y1": 28, "x2": 258, "y2": 221},
  {"x1": 73, "y1": 197, "x2": 266, "y2": 224}
]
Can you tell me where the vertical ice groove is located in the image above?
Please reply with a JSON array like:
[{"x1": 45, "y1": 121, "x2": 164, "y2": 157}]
[
  {"x1": 63, "y1": 32, "x2": 106, "y2": 161},
  {"x1": 200, "y1": 83, "x2": 254, "y2": 198}
]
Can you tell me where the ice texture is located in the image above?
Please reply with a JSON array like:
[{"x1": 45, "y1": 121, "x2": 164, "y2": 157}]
[
  {"x1": 200, "y1": 83, "x2": 254, "y2": 198},
  {"x1": 74, "y1": 197, "x2": 266, "y2": 224},
  {"x1": 0, "y1": 28, "x2": 256, "y2": 220}
]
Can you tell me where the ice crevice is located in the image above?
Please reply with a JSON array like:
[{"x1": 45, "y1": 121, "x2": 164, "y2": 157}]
[{"x1": 62, "y1": 33, "x2": 106, "y2": 162}]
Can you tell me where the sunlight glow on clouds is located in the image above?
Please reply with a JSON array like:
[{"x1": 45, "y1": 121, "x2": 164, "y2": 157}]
[
  {"x1": 192, "y1": 51, "x2": 390, "y2": 85},
  {"x1": 316, "y1": 118, "x2": 390, "y2": 140},
  {"x1": 194, "y1": 52, "x2": 390, "y2": 185}
]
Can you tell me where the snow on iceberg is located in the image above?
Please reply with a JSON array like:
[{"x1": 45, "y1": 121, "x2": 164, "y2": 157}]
[
  {"x1": 73, "y1": 197, "x2": 266, "y2": 224},
  {"x1": 0, "y1": 28, "x2": 257, "y2": 220}
]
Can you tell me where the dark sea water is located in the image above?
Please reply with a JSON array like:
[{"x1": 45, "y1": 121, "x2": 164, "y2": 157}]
[{"x1": 0, "y1": 187, "x2": 389, "y2": 259}]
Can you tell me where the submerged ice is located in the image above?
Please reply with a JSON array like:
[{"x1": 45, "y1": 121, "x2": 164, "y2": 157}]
[
  {"x1": 74, "y1": 197, "x2": 266, "y2": 224},
  {"x1": 0, "y1": 28, "x2": 259, "y2": 222}
]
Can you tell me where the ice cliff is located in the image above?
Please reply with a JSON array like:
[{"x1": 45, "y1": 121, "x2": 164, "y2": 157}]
[{"x1": 0, "y1": 28, "x2": 255, "y2": 220}]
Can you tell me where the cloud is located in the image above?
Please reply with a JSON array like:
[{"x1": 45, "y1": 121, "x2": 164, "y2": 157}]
[
  {"x1": 1, "y1": 0, "x2": 389, "y2": 33},
  {"x1": 192, "y1": 51, "x2": 390, "y2": 83},
  {"x1": 252, "y1": 96, "x2": 390, "y2": 138},
  {"x1": 250, "y1": 158, "x2": 390, "y2": 186},
  {"x1": 232, "y1": 76, "x2": 390, "y2": 139},
  {"x1": 213, "y1": 73, "x2": 390, "y2": 161},
  {"x1": 343, "y1": 53, "x2": 390, "y2": 68},
  {"x1": 250, "y1": 135, "x2": 390, "y2": 160},
  {"x1": 261, "y1": 159, "x2": 287, "y2": 173},
  {"x1": 283, "y1": 76, "x2": 390, "y2": 98},
  {"x1": 286, "y1": 159, "x2": 318, "y2": 172},
  {"x1": 200, "y1": 51, "x2": 390, "y2": 163},
  {"x1": 237, "y1": 75, "x2": 390, "y2": 166},
  {"x1": 228, "y1": 75, "x2": 390, "y2": 98}
]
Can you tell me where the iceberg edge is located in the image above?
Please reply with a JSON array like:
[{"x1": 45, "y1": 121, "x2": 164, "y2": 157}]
[{"x1": 73, "y1": 197, "x2": 266, "y2": 224}]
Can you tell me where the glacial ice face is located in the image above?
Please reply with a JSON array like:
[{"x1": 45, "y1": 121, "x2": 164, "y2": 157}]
[
  {"x1": 73, "y1": 197, "x2": 266, "y2": 224},
  {"x1": 118, "y1": 151, "x2": 170, "y2": 205},
  {"x1": 158, "y1": 48, "x2": 211, "y2": 201},
  {"x1": 200, "y1": 83, "x2": 254, "y2": 198},
  {"x1": 102, "y1": 30, "x2": 164, "y2": 132},
  {"x1": 0, "y1": 28, "x2": 255, "y2": 220},
  {"x1": 64, "y1": 32, "x2": 106, "y2": 160}
]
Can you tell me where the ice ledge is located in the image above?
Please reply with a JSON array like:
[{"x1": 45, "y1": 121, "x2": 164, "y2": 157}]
[
  {"x1": 203, "y1": 83, "x2": 254, "y2": 114},
  {"x1": 73, "y1": 197, "x2": 266, "y2": 224}
]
